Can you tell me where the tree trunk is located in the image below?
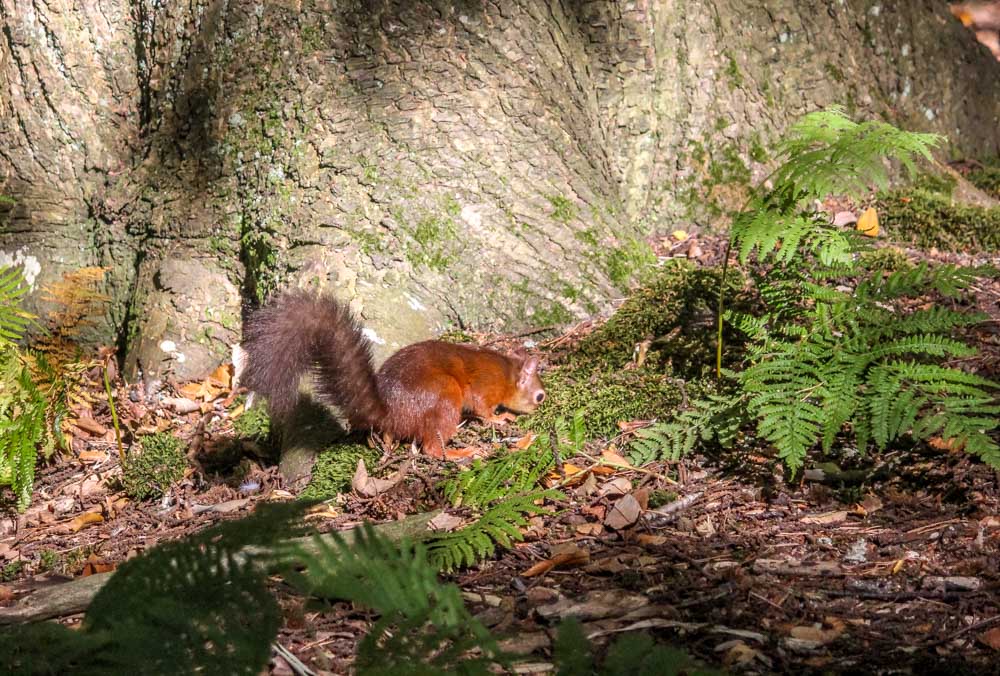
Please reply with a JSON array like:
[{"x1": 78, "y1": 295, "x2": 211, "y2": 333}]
[{"x1": 2, "y1": 0, "x2": 998, "y2": 382}]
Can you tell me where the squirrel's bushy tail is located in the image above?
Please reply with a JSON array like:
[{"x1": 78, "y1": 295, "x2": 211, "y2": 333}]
[{"x1": 240, "y1": 291, "x2": 387, "y2": 430}]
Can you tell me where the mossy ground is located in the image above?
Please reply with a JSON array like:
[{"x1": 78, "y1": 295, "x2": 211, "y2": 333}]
[
  {"x1": 876, "y1": 189, "x2": 1000, "y2": 253},
  {"x1": 299, "y1": 442, "x2": 381, "y2": 500},
  {"x1": 121, "y1": 432, "x2": 188, "y2": 501},
  {"x1": 967, "y1": 166, "x2": 1000, "y2": 199},
  {"x1": 525, "y1": 261, "x2": 749, "y2": 441}
]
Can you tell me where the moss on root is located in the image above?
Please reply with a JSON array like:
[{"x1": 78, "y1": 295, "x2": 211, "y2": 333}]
[
  {"x1": 299, "y1": 442, "x2": 381, "y2": 500},
  {"x1": 967, "y1": 167, "x2": 1000, "y2": 200},
  {"x1": 525, "y1": 261, "x2": 748, "y2": 440},
  {"x1": 876, "y1": 189, "x2": 1000, "y2": 252}
]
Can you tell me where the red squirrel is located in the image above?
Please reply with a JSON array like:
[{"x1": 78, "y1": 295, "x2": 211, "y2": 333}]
[{"x1": 240, "y1": 291, "x2": 546, "y2": 459}]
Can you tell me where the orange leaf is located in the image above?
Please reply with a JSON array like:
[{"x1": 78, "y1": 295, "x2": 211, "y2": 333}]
[
  {"x1": 856, "y1": 207, "x2": 879, "y2": 237},
  {"x1": 66, "y1": 512, "x2": 104, "y2": 533}
]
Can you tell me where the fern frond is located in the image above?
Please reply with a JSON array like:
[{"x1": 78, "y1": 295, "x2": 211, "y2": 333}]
[
  {"x1": 442, "y1": 445, "x2": 554, "y2": 510},
  {"x1": 426, "y1": 490, "x2": 560, "y2": 572},
  {"x1": 773, "y1": 107, "x2": 940, "y2": 199},
  {"x1": 628, "y1": 393, "x2": 746, "y2": 465}
]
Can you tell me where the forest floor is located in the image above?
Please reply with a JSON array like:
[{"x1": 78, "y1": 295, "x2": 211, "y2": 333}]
[{"x1": 1, "y1": 234, "x2": 999, "y2": 675}]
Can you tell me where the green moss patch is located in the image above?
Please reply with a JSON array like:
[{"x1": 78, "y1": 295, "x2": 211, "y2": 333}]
[
  {"x1": 525, "y1": 261, "x2": 747, "y2": 440},
  {"x1": 122, "y1": 433, "x2": 188, "y2": 501},
  {"x1": 299, "y1": 442, "x2": 381, "y2": 500},
  {"x1": 876, "y1": 189, "x2": 1000, "y2": 252},
  {"x1": 967, "y1": 167, "x2": 1000, "y2": 200}
]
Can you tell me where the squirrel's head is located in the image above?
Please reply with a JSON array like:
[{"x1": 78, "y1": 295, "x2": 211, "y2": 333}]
[{"x1": 506, "y1": 355, "x2": 545, "y2": 413}]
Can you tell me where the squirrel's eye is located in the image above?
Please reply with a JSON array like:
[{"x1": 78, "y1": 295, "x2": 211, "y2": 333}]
[{"x1": 535, "y1": 392, "x2": 545, "y2": 403}]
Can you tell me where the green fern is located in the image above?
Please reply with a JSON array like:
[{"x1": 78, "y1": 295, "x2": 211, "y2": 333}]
[
  {"x1": 629, "y1": 392, "x2": 745, "y2": 465},
  {"x1": 442, "y1": 444, "x2": 555, "y2": 510},
  {"x1": 0, "y1": 267, "x2": 57, "y2": 510},
  {"x1": 704, "y1": 110, "x2": 999, "y2": 473},
  {"x1": 426, "y1": 490, "x2": 559, "y2": 572},
  {"x1": 287, "y1": 524, "x2": 504, "y2": 674}
]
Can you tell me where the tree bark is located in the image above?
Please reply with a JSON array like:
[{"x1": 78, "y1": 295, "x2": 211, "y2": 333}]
[{"x1": 2, "y1": 0, "x2": 999, "y2": 381}]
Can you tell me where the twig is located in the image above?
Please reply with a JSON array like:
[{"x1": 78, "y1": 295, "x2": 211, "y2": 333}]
[
  {"x1": 925, "y1": 614, "x2": 1000, "y2": 648},
  {"x1": 575, "y1": 450, "x2": 678, "y2": 485},
  {"x1": 272, "y1": 641, "x2": 316, "y2": 676}
]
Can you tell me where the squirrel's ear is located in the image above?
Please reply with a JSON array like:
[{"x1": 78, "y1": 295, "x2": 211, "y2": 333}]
[{"x1": 520, "y1": 356, "x2": 539, "y2": 376}]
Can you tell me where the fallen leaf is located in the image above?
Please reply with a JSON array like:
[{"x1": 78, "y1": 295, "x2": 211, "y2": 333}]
[
  {"x1": 636, "y1": 533, "x2": 667, "y2": 547},
  {"x1": 695, "y1": 515, "x2": 717, "y2": 537},
  {"x1": 352, "y1": 458, "x2": 410, "y2": 497},
  {"x1": 582, "y1": 504, "x2": 606, "y2": 520},
  {"x1": 428, "y1": 512, "x2": 465, "y2": 532},
  {"x1": 600, "y1": 450, "x2": 632, "y2": 467},
  {"x1": 66, "y1": 512, "x2": 104, "y2": 533},
  {"x1": 721, "y1": 641, "x2": 765, "y2": 668},
  {"x1": 928, "y1": 435, "x2": 965, "y2": 452},
  {"x1": 229, "y1": 403, "x2": 245, "y2": 419},
  {"x1": 605, "y1": 494, "x2": 642, "y2": 530},
  {"x1": 163, "y1": 397, "x2": 200, "y2": 414},
  {"x1": 856, "y1": 207, "x2": 879, "y2": 237},
  {"x1": 790, "y1": 618, "x2": 845, "y2": 645},
  {"x1": 208, "y1": 363, "x2": 233, "y2": 389},
  {"x1": 598, "y1": 477, "x2": 632, "y2": 498},
  {"x1": 77, "y1": 450, "x2": 109, "y2": 464},
  {"x1": 802, "y1": 510, "x2": 848, "y2": 525},
  {"x1": 978, "y1": 627, "x2": 1000, "y2": 651},
  {"x1": 74, "y1": 416, "x2": 108, "y2": 436},
  {"x1": 832, "y1": 210, "x2": 857, "y2": 227},
  {"x1": 514, "y1": 432, "x2": 536, "y2": 450},
  {"x1": 522, "y1": 544, "x2": 590, "y2": 578},
  {"x1": 575, "y1": 522, "x2": 603, "y2": 536},
  {"x1": 672, "y1": 229, "x2": 689, "y2": 241}
]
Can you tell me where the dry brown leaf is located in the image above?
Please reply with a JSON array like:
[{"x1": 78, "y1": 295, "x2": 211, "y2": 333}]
[
  {"x1": 74, "y1": 416, "x2": 107, "y2": 436},
  {"x1": 801, "y1": 510, "x2": 848, "y2": 525},
  {"x1": 522, "y1": 544, "x2": 590, "y2": 578},
  {"x1": 352, "y1": 458, "x2": 410, "y2": 497},
  {"x1": 514, "y1": 432, "x2": 536, "y2": 450},
  {"x1": 978, "y1": 627, "x2": 1000, "y2": 651},
  {"x1": 163, "y1": 397, "x2": 201, "y2": 414},
  {"x1": 832, "y1": 210, "x2": 857, "y2": 227},
  {"x1": 633, "y1": 487, "x2": 649, "y2": 511},
  {"x1": 208, "y1": 363, "x2": 233, "y2": 389},
  {"x1": 428, "y1": 512, "x2": 465, "y2": 532},
  {"x1": 637, "y1": 533, "x2": 668, "y2": 547},
  {"x1": 695, "y1": 515, "x2": 717, "y2": 537},
  {"x1": 928, "y1": 435, "x2": 965, "y2": 452},
  {"x1": 605, "y1": 494, "x2": 642, "y2": 530},
  {"x1": 66, "y1": 511, "x2": 104, "y2": 533},
  {"x1": 77, "y1": 450, "x2": 109, "y2": 464},
  {"x1": 575, "y1": 522, "x2": 603, "y2": 536},
  {"x1": 856, "y1": 207, "x2": 879, "y2": 237},
  {"x1": 229, "y1": 403, "x2": 245, "y2": 419},
  {"x1": 600, "y1": 449, "x2": 631, "y2": 467},
  {"x1": 598, "y1": 477, "x2": 633, "y2": 498}
]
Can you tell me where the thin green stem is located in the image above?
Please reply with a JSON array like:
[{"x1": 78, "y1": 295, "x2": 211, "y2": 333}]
[{"x1": 104, "y1": 363, "x2": 124, "y2": 463}]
